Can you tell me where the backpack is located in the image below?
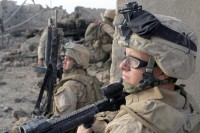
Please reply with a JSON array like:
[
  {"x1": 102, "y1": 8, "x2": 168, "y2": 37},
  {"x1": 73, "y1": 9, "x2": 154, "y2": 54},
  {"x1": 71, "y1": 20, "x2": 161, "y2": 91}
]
[
  {"x1": 55, "y1": 74, "x2": 103, "y2": 102},
  {"x1": 84, "y1": 22, "x2": 104, "y2": 43}
]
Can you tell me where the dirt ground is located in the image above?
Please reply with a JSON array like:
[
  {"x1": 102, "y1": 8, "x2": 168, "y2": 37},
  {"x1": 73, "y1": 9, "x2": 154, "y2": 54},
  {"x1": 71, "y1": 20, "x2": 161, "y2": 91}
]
[
  {"x1": 0, "y1": 40, "x2": 109, "y2": 133},
  {"x1": 0, "y1": 55, "x2": 40, "y2": 132}
]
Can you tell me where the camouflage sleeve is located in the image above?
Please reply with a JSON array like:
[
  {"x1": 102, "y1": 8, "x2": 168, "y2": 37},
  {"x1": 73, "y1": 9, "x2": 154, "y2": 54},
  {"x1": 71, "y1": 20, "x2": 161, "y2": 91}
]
[
  {"x1": 104, "y1": 114, "x2": 154, "y2": 133},
  {"x1": 54, "y1": 80, "x2": 85, "y2": 116},
  {"x1": 38, "y1": 27, "x2": 48, "y2": 59},
  {"x1": 102, "y1": 24, "x2": 115, "y2": 38},
  {"x1": 92, "y1": 111, "x2": 118, "y2": 133}
]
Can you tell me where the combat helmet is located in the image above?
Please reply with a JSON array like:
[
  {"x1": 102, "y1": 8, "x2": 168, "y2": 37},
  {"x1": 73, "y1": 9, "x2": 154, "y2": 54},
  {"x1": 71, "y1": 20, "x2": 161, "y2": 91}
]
[
  {"x1": 61, "y1": 42, "x2": 90, "y2": 68},
  {"x1": 103, "y1": 9, "x2": 116, "y2": 21},
  {"x1": 118, "y1": 2, "x2": 198, "y2": 89}
]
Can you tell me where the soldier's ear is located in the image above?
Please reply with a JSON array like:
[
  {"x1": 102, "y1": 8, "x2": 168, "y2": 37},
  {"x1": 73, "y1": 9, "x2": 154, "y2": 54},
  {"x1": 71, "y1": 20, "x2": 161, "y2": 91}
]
[
  {"x1": 158, "y1": 72, "x2": 169, "y2": 80},
  {"x1": 153, "y1": 67, "x2": 169, "y2": 80}
]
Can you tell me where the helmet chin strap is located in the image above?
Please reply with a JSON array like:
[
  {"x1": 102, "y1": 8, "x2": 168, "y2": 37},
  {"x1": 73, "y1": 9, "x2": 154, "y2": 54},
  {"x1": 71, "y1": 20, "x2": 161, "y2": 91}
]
[
  {"x1": 137, "y1": 56, "x2": 176, "y2": 91},
  {"x1": 123, "y1": 56, "x2": 177, "y2": 94}
]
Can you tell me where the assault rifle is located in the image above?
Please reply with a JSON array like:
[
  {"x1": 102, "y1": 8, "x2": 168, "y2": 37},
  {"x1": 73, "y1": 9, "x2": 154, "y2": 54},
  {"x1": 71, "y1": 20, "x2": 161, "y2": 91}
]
[
  {"x1": 20, "y1": 81, "x2": 127, "y2": 133},
  {"x1": 32, "y1": 10, "x2": 60, "y2": 117}
]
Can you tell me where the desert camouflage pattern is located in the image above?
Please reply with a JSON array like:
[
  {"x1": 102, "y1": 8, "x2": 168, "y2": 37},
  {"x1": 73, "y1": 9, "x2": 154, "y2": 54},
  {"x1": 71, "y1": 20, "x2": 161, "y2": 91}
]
[
  {"x1": 84, "y1": 22, "x2": 114, "y2": 63},
  {"x1": 90, "y1": 1, "x2": 200, "y2": 132},
  {"x1": 103, "y1": 9, "x2": 116, "y2": 20},
  {"x1": 53, "y1": 69, "x2": 100, "y2": 116},
  {"x1": 61, "y1": 42, "x2": 90, "y2": 68},
  {"x1": 93, "y1": 86, "x2": 200, "y2": 133},
  {"x1": 118, "y1": 14, "x2": 198, "y2": 79},
  {"x1": 54, "y1": 78, "x2": 86, "y2": 116},
  {"x1": 83, "y1": 9, "x2": 115, "y2": 63},
  {"x1": 54, "y1": 43, "x2": 93, "y2": 115},
  {"x1": 91, "y1": 111, "x2": 118, "y2": 133}
]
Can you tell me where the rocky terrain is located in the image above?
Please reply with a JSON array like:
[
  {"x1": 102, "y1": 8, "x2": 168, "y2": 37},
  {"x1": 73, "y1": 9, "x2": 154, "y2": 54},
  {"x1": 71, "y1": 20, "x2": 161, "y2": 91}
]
[
  {"x1": 0, "y1": 62, "x2": 38, "y2": 132},
  {"x1": 0, "y1": 1, "x2": 109, "y2": 132},
  {"x1": 0, "y1": 30, "x2": 45, "y2": 132},
  {"x1": 1, "y1": 0, "x2": 200, "y2": 132}
]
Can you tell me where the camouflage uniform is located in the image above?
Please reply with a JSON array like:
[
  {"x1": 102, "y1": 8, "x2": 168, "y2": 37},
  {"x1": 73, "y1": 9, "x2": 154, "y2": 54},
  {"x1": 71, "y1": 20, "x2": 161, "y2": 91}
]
[
  {"x1": 53, "y1": 69, "x2": 98, "y2": 116},
  {"x1": 84, "y1": 9, "x2": 115, "y2": 63},
  {"x1": 53, "y1": 43, "x2": 101, "y2": 116},
  {"x1": 103, "y1": 87, "x2": 200, "y2": 133},
  {"x1": 89, "y1": 86, "x2": 200, "y2": 133},
  {"x1": 78, "y1": 3, "x2": 200, "y2": 133}
]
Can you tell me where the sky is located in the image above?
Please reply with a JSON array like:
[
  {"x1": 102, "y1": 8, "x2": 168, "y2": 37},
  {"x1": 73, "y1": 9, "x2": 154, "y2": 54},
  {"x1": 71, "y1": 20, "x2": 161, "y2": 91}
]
[{"x1": 15, "y1": 0, "x2": 117, "y2": 13}]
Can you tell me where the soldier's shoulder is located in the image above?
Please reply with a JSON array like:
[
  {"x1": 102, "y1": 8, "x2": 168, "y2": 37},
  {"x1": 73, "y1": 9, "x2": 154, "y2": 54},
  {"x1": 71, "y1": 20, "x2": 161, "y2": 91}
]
[
  {"x1": 62, "y1": 79, "x2": 84, "y2": 87},
  {"x1": 102, "y1": 23, "x2": 114, "y2": 31}
]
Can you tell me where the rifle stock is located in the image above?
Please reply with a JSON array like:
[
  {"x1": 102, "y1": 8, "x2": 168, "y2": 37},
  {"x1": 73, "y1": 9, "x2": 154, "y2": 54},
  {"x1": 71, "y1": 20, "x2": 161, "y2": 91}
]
[
  {"x1": 20, "y1": 82, "x2": 126, "y2": 133},
  {"x1": 33, "y1": 65, "x2": 47, "y2": 74}
]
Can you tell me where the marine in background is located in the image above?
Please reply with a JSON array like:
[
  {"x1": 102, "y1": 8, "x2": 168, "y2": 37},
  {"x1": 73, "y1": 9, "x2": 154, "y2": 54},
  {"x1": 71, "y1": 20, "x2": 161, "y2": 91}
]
[
  {"x1": 53, "y1": 42, "x2": 102, "y2": 117},
  {"x1": 11, "y1": 43, "x2": 102, "y2": 133},
  {"x1": 37, "y1": 17, "x2": 64, "y2": 67},
  {"x1": 84, "y1": 9, "x2": 116, "y2": 64}
]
